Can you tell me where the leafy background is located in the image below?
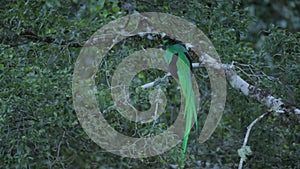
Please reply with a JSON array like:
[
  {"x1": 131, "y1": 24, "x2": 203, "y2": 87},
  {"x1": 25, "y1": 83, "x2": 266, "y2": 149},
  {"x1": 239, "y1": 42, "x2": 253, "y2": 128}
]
[{"x1": 0, "y1": 0, "x2": 299, "y2": 168}]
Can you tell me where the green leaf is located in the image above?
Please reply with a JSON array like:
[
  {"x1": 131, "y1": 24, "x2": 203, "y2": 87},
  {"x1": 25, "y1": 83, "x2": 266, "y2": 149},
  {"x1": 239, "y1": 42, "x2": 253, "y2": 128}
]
[
  {"x1": 238, "y1": 146, "x2": 253, "y2": 162},
  {"x1": 112, "y1": 6, "x2": 120, "y2": 13},
  {"x1": 138, "y1": 73, "x2": 145, "y2": 79},
  {"x1": 0, "y1": 64, "x2": 4, "y2": 70}
]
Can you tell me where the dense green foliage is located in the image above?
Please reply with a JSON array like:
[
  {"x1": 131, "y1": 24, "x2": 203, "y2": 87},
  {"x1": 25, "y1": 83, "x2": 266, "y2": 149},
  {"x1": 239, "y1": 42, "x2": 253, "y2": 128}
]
[{"x1": 1, "y1": 0, "x2": 299, "y2": 168}]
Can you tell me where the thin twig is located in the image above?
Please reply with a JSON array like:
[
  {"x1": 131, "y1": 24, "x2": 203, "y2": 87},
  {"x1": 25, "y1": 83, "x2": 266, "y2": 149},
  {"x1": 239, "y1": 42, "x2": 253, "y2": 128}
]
[
  {"x1": 141, "y1": 72, "x2": 171, "y2": 89},
  {"x1": 238, "y1": 112, "x2": 270, "y2": 169},
  {"x1": 141, "y1": 63, "x2": 201, "y2": 89}
]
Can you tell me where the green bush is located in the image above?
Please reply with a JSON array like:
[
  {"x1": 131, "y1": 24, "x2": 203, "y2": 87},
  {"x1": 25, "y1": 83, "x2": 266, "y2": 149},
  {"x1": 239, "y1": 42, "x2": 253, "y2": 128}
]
[{"x1": 0, "y1": 0, "x2": 299, "y2": 168}]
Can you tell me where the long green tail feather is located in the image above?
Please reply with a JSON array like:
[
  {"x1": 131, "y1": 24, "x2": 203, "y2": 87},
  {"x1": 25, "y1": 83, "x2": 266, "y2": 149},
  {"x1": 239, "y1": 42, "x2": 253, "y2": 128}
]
[
  {"x1": 164, "y1": 44, "x2": 198, "y2": 166},
  {"x1": 177, "y1": 58, "x2": 197, "y2": 161}
]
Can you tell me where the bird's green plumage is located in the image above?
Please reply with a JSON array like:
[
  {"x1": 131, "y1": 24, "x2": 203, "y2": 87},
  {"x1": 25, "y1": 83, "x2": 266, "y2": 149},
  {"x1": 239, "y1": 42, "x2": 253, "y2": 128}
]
[{"x1": 163, "y1": 44, "x2": 197, "y2": 163}]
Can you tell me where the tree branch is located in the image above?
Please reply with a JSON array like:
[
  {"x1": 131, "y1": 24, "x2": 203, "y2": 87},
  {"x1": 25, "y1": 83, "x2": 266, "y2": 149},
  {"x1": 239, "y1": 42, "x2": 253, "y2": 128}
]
[
  {"x1": 140, "y1": 54, "x2": 300, "y2": 115},
  {"x1": 223, "y1": 63, "x2": 300, "y2": 115},
  {"x1": 2, "y1": 31, "x2": 83, "y2": 48}
]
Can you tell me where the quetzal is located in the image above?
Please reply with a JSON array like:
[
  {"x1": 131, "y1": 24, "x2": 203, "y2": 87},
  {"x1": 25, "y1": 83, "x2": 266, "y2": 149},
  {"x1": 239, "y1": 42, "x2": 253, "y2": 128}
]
[{"x1": 163, "y1": 44, "x2": 197, "y2": 161}]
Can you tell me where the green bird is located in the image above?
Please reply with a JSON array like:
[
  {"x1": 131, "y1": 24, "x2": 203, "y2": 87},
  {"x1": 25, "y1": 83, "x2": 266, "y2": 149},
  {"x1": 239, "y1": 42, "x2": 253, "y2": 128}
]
[{"x1": 163, "y1": 44, "x2": 197, "y2": 161}]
